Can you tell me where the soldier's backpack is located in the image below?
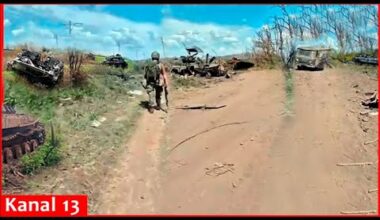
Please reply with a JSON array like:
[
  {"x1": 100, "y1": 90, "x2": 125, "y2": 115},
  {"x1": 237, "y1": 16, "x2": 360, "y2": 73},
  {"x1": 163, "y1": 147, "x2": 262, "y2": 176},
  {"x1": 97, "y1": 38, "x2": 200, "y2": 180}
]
[{"x1": 145, "y1": 60, "x2": 161, "y2": 83}]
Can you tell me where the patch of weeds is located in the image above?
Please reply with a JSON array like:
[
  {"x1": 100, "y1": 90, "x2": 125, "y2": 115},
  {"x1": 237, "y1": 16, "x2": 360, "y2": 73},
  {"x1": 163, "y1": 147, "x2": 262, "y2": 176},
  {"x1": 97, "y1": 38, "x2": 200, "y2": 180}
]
[
  {"x1": 172, "y1": 76, "x2": 206, "y2": 89},
  {"x1": 20, "y1": 131, "x2": 62, "y2": 175},
  {"x1": 284, "y1": 70, "x2": 294, "y2": 115}
]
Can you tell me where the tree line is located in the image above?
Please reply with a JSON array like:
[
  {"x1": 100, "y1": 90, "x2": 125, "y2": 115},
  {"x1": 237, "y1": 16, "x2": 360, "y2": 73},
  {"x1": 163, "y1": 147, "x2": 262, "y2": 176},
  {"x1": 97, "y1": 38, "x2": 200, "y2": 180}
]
[{"x1": 252, "y1": 5, "x2": 378, "y2": 64}]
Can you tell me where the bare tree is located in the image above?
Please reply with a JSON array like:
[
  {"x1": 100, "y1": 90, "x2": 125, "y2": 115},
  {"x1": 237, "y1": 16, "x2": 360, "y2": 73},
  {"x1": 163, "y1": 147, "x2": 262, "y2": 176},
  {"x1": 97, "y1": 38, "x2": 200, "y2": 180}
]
[{"x1": 68, "y1": 49, "x2": 85, "y2": 85}]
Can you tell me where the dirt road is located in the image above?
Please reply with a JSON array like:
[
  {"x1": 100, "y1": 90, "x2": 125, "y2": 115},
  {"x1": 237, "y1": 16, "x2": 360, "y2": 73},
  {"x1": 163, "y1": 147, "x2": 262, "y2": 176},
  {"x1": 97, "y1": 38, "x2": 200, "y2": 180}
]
[{"x1": 95, "y1": 68, "x2": 378, "y2": 214}]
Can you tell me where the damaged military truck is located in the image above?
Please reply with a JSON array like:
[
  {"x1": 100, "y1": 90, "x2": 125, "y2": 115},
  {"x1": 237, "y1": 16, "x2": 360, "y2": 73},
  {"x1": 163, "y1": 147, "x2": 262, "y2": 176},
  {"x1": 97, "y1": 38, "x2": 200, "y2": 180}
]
[{"x1": 7, "y1": 49, "x2": 64, "y2": 87}]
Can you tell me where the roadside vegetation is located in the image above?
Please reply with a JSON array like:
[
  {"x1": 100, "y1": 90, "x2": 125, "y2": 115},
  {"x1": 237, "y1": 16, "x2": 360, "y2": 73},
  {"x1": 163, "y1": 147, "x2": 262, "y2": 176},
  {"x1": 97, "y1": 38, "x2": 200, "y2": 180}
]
[{"x1": 3, "y1": 49, "x2": 145, "y2": 186}]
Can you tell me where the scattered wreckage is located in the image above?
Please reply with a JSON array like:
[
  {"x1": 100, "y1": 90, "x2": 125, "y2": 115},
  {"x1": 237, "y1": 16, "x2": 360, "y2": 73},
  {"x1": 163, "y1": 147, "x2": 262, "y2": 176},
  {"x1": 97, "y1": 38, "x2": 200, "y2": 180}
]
[
  {"x1": 2, "y1": 105, "x2": 46, "y2": 164},
  {"x1": 362, "y1": 91, "x2": 378, "y2": 109},
  {"x1": 102, "y1": 54, "x2": 128, "y2": 69},
  {"x1": 353, "y1": 55, "x2": 378, "y2": 66},
  {"x1": 7, "y1": 49, "x2": 64, "y2": 86},
  {"x1": 226, "y1": 57, "x2": 255, "y2": 71},
  {"x1": 171, "y1": 46, "x2": 228, "y2": 78}
]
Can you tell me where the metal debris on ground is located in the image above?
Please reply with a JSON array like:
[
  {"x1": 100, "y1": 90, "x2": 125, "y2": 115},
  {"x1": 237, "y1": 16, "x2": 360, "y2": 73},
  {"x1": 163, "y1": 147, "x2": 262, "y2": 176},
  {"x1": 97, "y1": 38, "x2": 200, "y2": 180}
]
[
  {"x1": 364, "y1": 139, "x2": 378, "y2": 145},
  {"x1": 169, "y1": 121, "x2": 250, "y2": 154},
  {"x1": 361, "y1": 91, "x2": 378, "y2": 109},
  {"x1": 368, "y1": 188, "x2": 378, "y2": 193},
  {"x1": 336, "y1": 162, "x2": 373, "y2": 166},
  {"x1": 353, "y1": 55, "x2": 378, "y2": 66},
  {"x1": 341, "y1": 210, "x2": 377, "y2": 214},
  {"x1": 205, "y1": 162, "x2": 235, "y2": 177},
  {"x1": 128, "y1": 90, "x2": 143, "y2": 96},
  {"x1": 176, "y1": 104, "x2": 226, "y2": 110}
]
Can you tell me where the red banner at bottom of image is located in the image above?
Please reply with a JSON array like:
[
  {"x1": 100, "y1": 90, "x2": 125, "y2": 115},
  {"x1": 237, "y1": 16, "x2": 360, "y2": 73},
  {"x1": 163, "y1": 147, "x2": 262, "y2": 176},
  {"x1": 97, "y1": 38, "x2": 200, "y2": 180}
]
[{"x1": 0, "y1": 195, "x2": 87, "y2": 217}]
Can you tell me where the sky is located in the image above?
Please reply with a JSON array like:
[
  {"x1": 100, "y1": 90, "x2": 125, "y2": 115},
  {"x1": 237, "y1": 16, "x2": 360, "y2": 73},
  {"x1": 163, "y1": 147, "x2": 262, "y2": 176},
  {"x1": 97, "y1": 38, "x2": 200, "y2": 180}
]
[{"x1": 4, "y1": 5, "x2": 377, "y2": 60}]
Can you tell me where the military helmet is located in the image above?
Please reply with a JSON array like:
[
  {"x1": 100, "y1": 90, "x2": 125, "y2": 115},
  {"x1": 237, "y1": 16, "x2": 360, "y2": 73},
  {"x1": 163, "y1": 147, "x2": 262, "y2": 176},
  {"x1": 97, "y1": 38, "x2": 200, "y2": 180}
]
[{"x1": 151, "y1": 51, "x2": 160, "y2": 60}]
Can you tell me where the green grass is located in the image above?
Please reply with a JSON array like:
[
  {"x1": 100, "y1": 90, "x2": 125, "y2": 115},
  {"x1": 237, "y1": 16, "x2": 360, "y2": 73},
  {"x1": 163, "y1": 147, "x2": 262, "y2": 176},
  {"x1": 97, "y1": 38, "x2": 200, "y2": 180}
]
[
  {"x1": 284, "y1": 70, "x2": 294, "y2": 116},
  {"x1": 95, "y1": 55, "x2": 106, "y2": 63},
  {"x1": 5, "y1": 63, "x2": 145, "y2": 176},
  {"x1": 172, "y1": 75, "x2": 207, "y2": 89}
]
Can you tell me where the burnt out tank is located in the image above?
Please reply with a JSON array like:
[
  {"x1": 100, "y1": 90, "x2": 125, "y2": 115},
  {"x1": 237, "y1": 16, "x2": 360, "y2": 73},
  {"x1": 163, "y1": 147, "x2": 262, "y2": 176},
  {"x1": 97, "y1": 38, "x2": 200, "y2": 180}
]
[
  {"x1": 7, "y1": 49, "x2": 64, "y2": 87},
  {"x1": 2, "y1": 105, "x2": 45, "y2": 164},
  {"x1": 102, "y1": 54, "x2": 128, "y2": 69}
]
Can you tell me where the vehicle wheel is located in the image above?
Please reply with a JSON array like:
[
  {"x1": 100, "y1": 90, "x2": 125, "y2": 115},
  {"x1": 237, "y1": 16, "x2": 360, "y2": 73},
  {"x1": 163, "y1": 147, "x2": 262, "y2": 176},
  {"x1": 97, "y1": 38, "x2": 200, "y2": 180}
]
[
  {"x1": 3, "y1": 148, "x2": 13, "y2": 163},
  {"x1": 14, "y1": 145, "x2": 23, "y2": 159},
  {"x1": 205, "y1": 72, "x2": 212, "y2": 79},
  {"x1": 22, "y1": 142, "x2": 32, "y2": 154},
  {"x1": 317, "y1": 64, "x2": 324, "y2": 71},
  {"x1": 30, "y1": 139, "x2": 39, "y2": 151},
  {"x1": 36, "y1": 132, "x2": 45, "y2": 145}
]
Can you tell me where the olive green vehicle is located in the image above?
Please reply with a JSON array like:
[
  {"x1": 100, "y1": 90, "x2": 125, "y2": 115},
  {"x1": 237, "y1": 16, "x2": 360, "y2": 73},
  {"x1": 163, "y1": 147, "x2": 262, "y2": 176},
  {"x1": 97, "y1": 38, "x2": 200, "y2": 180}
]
[{"x1": 293, "y1": 47, "x2": 330, "y2": 71}]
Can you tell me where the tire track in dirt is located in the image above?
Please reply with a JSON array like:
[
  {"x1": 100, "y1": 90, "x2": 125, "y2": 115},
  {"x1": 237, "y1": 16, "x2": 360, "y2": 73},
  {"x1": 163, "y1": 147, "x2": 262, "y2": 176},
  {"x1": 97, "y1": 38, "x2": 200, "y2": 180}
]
[
  {"x1": 254, "y1": 69, "x2": 377, "y2": 214},
  {"x1": 156, "y1": 70, "x2": 285, "y2": 213}
]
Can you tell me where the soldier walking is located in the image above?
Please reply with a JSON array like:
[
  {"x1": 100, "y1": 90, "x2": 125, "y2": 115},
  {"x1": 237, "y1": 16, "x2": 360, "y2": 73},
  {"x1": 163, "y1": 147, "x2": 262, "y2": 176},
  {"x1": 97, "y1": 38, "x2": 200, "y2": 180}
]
[{"x1": 143, "y1": 51, "x2": 169, "y2": 113}]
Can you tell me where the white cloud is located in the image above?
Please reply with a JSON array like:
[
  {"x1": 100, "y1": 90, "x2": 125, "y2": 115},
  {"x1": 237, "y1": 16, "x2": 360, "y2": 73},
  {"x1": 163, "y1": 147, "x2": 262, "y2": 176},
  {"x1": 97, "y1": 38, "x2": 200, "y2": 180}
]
[
  {"x1": 5, "y1": 5, "x2": 256, "y2": 58},
  {"x1": 11, "y1": 27, "x2": 24, "y2": 36},
  {"x1": 4, "y1": 19, "x2": 10, "y2": 26}
]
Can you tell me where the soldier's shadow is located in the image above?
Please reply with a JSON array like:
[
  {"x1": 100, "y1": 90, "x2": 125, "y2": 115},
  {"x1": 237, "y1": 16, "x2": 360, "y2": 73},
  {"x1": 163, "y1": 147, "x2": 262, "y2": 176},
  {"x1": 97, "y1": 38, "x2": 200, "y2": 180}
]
[{"x1": 139, "y1": 101, "x2": 150, "y2": 110}]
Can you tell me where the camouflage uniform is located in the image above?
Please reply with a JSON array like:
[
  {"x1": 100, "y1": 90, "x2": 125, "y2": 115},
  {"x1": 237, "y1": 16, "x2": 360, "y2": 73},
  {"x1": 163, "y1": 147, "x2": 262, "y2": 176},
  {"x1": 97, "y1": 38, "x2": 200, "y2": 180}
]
[
  {"x1": 145, "y1": 58, "x2": 164, "y2": 110},
  {"x1": 146, "y1": 75, "x2": 163, "y2": 109}
]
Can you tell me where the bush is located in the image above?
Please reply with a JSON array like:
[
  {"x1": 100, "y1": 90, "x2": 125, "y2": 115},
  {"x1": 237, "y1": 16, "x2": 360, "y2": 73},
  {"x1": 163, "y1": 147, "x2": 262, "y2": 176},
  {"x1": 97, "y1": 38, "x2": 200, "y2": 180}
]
[
  {"x1": 252, "y1": 52, "x2": 282, "y2": 69},
  {"x1": 20, "y1": 134, "x2": 62, "y2": 175}
]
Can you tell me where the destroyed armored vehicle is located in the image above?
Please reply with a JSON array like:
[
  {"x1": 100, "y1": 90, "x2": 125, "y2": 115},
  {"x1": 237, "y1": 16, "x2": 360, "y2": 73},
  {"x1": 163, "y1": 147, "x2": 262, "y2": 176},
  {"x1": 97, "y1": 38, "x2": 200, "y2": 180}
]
[
  {"x1": 7, "y1": 49, "x2": 64, "y2": 86},
  {"x1": 2, "y1": 105, "x2": 45, "y2": 163},
  {"x1": 86, "y1": 53, "x2": 96, "y2": 61},
  {"x1": 353, "y1": 55, "x2": 378, "y2": 65},
  {"x1": 226, "y1": 57, "x2": 255, "y2": 70},
  {"x1": 292, "y1": 47, "x2": 330, "y2": 71},
  {"x1": 171, "y1": 46, "x2": 226, "y2": 77},
  {"x1": 102, "y1": 54, "x2": 128, "y2": 69}
]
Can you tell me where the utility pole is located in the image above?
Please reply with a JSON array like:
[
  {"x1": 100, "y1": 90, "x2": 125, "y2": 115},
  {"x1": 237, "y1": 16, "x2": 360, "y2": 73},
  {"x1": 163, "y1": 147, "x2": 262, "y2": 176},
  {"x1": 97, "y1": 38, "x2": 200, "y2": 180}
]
[
  {"x1": 116, "y1": 41, "x2": 121, "y2": 53},
  {"x1": 161, "y1": 36, "x2": 166, "y2": 58},
  {"x1": 53, "y1": 33, "x2": 58, "y2": 48},
  {"x1": 64, "y1": 20, "x2": 83, "y2": 35}
]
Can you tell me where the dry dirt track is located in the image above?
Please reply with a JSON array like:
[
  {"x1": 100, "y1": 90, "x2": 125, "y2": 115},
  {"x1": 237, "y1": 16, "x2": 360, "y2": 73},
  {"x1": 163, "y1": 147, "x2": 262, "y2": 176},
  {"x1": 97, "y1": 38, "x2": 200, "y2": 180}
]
[{"x1": 94, "y1": 68, "x2": 378, "y2": 214}]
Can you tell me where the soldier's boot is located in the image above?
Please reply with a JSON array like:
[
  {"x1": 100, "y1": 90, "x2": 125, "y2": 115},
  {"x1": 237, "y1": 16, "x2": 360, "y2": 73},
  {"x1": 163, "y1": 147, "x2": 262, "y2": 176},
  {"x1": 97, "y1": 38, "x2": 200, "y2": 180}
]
[
  {"x1": 148, "y1": 106, "x2": 154, "y2": 113},
  {"x1": 155, "y1": 86, "x2": 163, "y2": 110},
  {"x1": 146, "y1": 84, "x2": 155, "y2": 113}
]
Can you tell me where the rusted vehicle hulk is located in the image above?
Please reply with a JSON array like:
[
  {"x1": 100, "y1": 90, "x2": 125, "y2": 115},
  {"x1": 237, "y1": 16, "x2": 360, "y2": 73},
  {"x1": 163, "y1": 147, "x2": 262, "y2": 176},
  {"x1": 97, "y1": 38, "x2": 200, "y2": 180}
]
[
  {"x1": 226, "y1": 57, "x2": 255, "y2": 70},
  {"x1": 7, "y1": 49, "x2": 64, "y2": 86},
  {"x1": 293, "y1": 47, "x2": 330, "y2": 71},
  {"x1": 2, "y1": 105, "x2": 45, "y2": 163},
  {"x1": 102, "y1": 54, "x2": 128, "y2": 69}
]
